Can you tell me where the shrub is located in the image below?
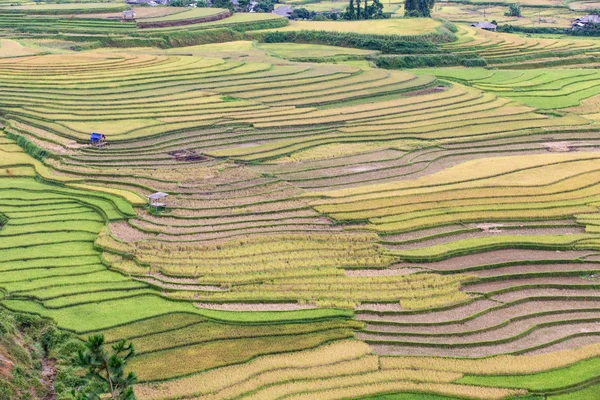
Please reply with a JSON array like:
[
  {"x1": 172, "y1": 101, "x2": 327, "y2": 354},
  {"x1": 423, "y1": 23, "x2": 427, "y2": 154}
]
[
  {"x1": 5, "y1": 131, "x2": 49, "y2": 160},
  {"x1": 375, "y1": 54, "x2": 487, "y2": 68},
  {"x1": 505, "y1": 3, "x2": 521, "y2": 17},
  {"x1": 258, "y1": 30, "x2": 442, "y2": 54}
]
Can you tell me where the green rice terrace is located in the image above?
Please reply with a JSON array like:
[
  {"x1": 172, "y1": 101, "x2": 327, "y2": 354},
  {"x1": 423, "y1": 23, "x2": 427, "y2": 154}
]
[{"x1": 2, "y1": 0, "x2": 600, "y2": 398}]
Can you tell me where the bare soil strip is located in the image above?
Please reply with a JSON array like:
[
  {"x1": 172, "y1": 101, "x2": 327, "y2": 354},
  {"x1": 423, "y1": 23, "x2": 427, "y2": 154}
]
[
  {"x1": 359, "y1": 310, "x2": 600, "y2": 344},
  {"x1": 414, "y1": 250, "x2": 592, "y2": 271},
  {"x1": 465, "y1": 276, "x2": 595, "y2": 293},
  {"x1": 491, "y1": 288, "x2": 600, "y2": 303},
  {"x1": 357, "y1": 299, "x2": 498, "y2": 324},
  {"x1": 369, "y1": 321, "x2": 600, "y2": 357},
  {"x1": 470, "y1": 263, "x2": 600, "y2": 278},
  {"x1": 364, "y1": 300, "x2": 600, "y2": 335}
]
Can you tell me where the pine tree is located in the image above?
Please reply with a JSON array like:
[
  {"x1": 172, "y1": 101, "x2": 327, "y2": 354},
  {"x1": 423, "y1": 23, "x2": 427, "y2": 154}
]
[
  {"x1": 418, "y1": 0, "x2": 431, "y2": 17},
  {"x1": 405, "y1": 0, "x2": 433, "y2": 16},
  {"x1": 404, "y1": 0, "x2": 417, "y2": 16},
  {"x1": 364, "y1": 0, "x2": 369, "y2": 19},
  {"x1": 356, "y1": 0, "x2": 361, "y2": 19},
  {"x1": 74, "y1": 335, "x2": 137, "y2": 400},
  {"x1": 346, "y1": 0, "x2": 355, "y2": 19},
  {"x1": 371, "y1": 0, "x2": 384, "y2": 18}
]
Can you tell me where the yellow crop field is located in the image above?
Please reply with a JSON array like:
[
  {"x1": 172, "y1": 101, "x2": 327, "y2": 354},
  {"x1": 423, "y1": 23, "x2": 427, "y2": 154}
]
[
  {"x1": 2, "y1": 14, "x2": 600, "y2": 400},
  {"x1": 261, "y1": 18, "x2": 442, "y2": 35}
]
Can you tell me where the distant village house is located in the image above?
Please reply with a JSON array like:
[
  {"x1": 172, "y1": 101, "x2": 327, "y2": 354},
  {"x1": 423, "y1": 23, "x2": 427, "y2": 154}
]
[
  {"x1": 273, "y1": 5, "x2": 293, "y2": 18},
  {"x1": 572, "y1": 14, "x2": 600, "y2": 30},
  {"x1": 471, "y1": 21, "x2": 497, "y2": 31},
  {"x1": 122, "y1": 10, "x2": 136, "y2": 20},
  {"x1": 126, "y1": 0, "x2": 169, "y2": 5}
]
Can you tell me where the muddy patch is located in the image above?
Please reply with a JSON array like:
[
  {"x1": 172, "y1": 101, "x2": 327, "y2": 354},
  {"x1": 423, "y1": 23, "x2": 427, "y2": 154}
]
[
  {"x1": 168, "y1": 149, "x2": 209, "y2": 162},
  {"x1": 402, "y1": 86, "x2": 448, "y2": 97},
  {"x1": 544, "y1": 141, "x2": 575, "y2": 152}
]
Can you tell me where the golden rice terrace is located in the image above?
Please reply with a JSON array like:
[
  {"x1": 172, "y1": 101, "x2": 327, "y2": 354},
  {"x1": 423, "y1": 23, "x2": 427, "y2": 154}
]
[{"x1": 0, "y1": 1, "x2": 600, "y2": 399}]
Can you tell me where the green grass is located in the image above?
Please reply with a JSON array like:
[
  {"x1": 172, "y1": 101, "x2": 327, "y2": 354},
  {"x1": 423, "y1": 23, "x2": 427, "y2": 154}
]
[
  {"x1": 358, "y1": 394, "x2": 462, "y2": 400},
  {"x1": 458, "y1": 357, "x2": 600, "y2": 391},
  {"x1": 549, "y1": 383, "x2": 600, "y2": 399},
  {"x1": 410, "y1": 68, "x2": 600, "y2": 109}
]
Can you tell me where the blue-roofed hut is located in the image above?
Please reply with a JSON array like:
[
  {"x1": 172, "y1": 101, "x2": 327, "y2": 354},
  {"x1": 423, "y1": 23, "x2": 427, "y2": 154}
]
[{"x1": 90, "y1": 133, "x2": 107, "y2": 147}]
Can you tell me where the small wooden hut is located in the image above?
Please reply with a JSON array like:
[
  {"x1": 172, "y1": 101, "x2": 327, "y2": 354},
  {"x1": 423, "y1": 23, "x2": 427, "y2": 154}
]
[{"x1": 147, "y1": 192, "x2": 168, "y2": 211}]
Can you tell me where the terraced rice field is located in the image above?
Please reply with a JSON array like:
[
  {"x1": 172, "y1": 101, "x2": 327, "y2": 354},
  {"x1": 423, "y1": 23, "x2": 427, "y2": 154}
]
[
  {"x1": 260, "y1": 18, "x2": 442, "y2": 35},
  {"x1": 433, "y1": 2, "x2": 580, "y2": 29},
  {"x1": 400, "y1": 24, "x2": 600, "y2": 68},
  {"x1": 1, "y1": 11, "x2": 600, "y2": 400}
]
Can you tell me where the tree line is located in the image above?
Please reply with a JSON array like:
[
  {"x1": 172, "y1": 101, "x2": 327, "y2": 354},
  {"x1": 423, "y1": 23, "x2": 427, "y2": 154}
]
[
  {"x1": 343, "y1": 0, "x2": 385, "y2": 19},
  {"x1": 343, "y1": 0, "x2": 435, "y2": 19}
]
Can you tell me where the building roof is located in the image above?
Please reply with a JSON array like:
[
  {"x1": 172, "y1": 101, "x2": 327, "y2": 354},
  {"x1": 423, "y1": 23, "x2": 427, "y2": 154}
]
[
  {"x1": 147, "y1": 192, "x2": 169, "y2": 200},
  {"x1": 471, "y1": 22, "x2": 497, "y2": 29},
  {"x1": 123, "y1": 10, "x2": 135, "y2": 16},
  {"x1": 273, "y1": 5, "x2": 292, "y2": 17},
  {"x1": 574, "y1": 14, "x2": 600, "y2": 24}
]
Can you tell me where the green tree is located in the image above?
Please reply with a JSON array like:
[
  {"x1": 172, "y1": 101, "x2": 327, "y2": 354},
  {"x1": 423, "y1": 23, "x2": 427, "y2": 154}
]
[
  {"x1": 238, "y1": 0, "x2": 250, "y2": 10},
  {"x1": 505, "y1": 3, "x2": 521, "y2": 17},
  {"x1": 363, "y1": 0, "x2": 368, "y2": 18},
  {"x1": 405, "y1": 0, "x2": 433, "y2": 17},
  {"x1": 417, "y1": 0, "x2": 431, "y2": 17},
  {"x1": 356, "y1": 0, "x2": 361, "y2": 19},
  {"x1": 213, "y1": 0, "x2": 234, "y2": 10},
  {"x1": 344, "y1": 0, "x2": 356, "y2": 19},
  {"x1": 368, "y1": 0, "x2": 384, "y2": 18},
  {"x1": 74, "y1": 334, "x2": 137, "y2": 400}
]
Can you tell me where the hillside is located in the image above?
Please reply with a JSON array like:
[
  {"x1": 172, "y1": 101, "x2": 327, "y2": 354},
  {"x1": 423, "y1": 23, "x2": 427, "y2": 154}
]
[{"x1": 1, "y1": 0, "x2": 600, "y2": 399}]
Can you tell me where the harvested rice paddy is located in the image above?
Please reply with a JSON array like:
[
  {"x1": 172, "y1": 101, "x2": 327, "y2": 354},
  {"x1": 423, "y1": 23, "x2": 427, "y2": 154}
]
[
  {"x1": 0, "y1": 8, "x2": 599, "y2": 400},
  {"x1": 260, "y1": 18, "x2": 442, "y2": 35}
]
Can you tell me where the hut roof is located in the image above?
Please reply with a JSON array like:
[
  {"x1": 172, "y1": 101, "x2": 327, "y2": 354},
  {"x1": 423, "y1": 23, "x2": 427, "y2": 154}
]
[
  {"x1": 471, "y1": 22, "x2": 497, "y2": 29},
  {"x1": 273, "y1": 5, "x2": 292, "y2": 17},
  {"x1": 147, "y1": 192, "x2": 168, "y2": 200},
  {"x1": 574, "y1": 14, "x2": 600, "y2": 24}
]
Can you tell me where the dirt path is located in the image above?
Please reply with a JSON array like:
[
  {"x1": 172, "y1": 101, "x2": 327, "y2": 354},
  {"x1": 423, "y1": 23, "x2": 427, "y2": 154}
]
[{"x1": 41, "y1": 357, "x2": 57, "y2": 400}]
